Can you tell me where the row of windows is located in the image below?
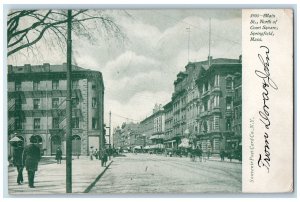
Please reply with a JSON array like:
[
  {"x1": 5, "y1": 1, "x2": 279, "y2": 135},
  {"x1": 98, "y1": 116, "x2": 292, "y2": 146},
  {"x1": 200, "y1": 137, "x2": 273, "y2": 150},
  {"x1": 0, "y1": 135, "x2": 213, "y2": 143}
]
[
  {"x1": 14, "y1": 117, "x2": 99, "y2": 129},
  {"x1": 15, "y1": 97, "x2": 98, "y2": 109},
  {"x1": 14, "y1": 80, "x2": 97, "y2": 91}
]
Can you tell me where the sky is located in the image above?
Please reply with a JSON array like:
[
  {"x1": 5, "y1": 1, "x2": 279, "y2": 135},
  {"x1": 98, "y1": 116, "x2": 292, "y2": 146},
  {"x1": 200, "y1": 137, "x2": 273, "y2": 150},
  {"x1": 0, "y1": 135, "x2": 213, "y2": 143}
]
[{"x1": 7, "y1": 9, "x2": 242, "y2": 129}]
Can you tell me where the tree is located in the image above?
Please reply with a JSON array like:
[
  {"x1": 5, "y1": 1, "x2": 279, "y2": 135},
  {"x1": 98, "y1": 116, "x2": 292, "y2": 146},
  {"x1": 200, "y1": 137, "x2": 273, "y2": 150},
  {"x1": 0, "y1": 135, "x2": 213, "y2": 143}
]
[{"x1": 7, "y1": 9, "x2": 124, "y2": 57}]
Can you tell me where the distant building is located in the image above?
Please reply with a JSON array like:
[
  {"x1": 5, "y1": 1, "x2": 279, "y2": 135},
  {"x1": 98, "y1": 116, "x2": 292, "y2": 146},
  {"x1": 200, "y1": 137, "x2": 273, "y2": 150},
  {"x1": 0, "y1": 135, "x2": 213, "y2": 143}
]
[
  {"x1": 114, "y1": 122, "x2": 140, "y2": 151},
  {"x1": 149, "y1": 104, "x2": 165, "y2": 150},
  {"x1": 7, "y1": 63, "x2": 105, "y2": 156},
  {"x1": 112, "y1": 126, "x2": 122, "y2": 149},
  {"x1": 163, "y1": 101, "x2": 173, "y2": 148},
  {"x1": 139, "y1": 113, "x2": 155, "y2": 148},
  {"x1": 172, "y1": 71, "x2": 188, "y2": 148}
]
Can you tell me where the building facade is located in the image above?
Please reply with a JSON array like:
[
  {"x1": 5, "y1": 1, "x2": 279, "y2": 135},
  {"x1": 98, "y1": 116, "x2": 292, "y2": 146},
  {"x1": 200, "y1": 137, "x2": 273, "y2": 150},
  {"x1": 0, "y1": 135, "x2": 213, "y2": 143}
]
[
  {"x1": 196, "y1": 57, "x2": 242, "y2": 155},
  {"x1": 172, "y1": 72, "x2": 188, "y2": 148},
  {"x1": 7, "y1": 63, "x2": 105, "y2": 156},
  {"x1": 149, "y1": 104, "x2": 165, "y2": 150},
  {"x1": 163, "y1": 101, "x2": 173, "y2": 148}
]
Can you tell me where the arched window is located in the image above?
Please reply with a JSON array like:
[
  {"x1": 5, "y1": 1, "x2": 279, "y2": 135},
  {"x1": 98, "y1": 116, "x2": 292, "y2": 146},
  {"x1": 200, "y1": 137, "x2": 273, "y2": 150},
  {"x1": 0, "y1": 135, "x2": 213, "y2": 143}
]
[{"x1": 226, "y1": 77, "x2": 233, "y2": 90}]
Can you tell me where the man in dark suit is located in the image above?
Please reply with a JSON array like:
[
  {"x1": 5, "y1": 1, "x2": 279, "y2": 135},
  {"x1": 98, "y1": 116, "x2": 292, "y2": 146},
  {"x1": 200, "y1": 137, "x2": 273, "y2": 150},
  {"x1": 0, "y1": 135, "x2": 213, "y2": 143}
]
[
  {"x1": 55, "y1": 146, "x2": 63, "y2": 164},
  {"x1": 23, "y1": 136, "x2": 41, "y2": 188},
  {"x1": 13, "y1": 141, "x2": 24, "y2": 185}
]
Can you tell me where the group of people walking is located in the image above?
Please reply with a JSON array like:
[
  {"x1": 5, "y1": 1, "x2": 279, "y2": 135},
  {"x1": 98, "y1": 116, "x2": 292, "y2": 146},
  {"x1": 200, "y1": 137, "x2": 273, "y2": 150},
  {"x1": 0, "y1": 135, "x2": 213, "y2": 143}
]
[
  {"x1": 89, "y1": 147, "x2": 109, "y2": 167},
  {"x1": 12, "y1": 136, "x2": 41, "y2": 188},
  {"x1": 12, "y1": 134, "x2": 112, "y2": 189}
]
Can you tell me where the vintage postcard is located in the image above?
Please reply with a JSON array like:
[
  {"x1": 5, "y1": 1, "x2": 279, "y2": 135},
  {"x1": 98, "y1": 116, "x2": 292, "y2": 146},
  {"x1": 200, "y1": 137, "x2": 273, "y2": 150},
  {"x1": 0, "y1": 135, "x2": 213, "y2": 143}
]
[{"x1": 5, "y1": 8, "x2": 293, "y2": 194}]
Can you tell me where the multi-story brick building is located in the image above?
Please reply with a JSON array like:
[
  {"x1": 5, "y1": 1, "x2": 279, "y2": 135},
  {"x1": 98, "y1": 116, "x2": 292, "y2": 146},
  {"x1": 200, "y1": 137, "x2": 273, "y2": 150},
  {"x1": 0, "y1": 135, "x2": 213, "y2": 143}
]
[
  {"x1": 7, "y1": 63, "x2": 105, "y2": 156},
  {"x1": 196, "y1": 57, "x2": 242, "y2": 155},
  {"x1": 163, "y1": 101, "x2": 173, "y2": 148},
  {"x1": 139, "y1": 113, "x2": 155, "y2": 148},
  {"x1": 232, "y1": 71, "x2": 242, "y2": 148},
  {"x1": 172, "y1": 72, "x2": 188, "y2": 148},
  {"x1": 113, "y1": 122, "x2": 140, "y2": 150},
  {"x1": 149, "y1": 104, "x2": 165, "y2": 150}
]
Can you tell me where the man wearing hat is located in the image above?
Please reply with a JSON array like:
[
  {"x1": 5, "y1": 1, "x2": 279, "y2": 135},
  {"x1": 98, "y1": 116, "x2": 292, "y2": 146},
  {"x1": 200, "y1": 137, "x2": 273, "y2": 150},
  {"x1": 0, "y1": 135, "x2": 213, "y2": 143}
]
[
  {"x1": 23, "y1": 135, "x2": 41, "y2": 188},
  {"x1": 13, "y1": 139, "x2": 24, "y2": 185}
]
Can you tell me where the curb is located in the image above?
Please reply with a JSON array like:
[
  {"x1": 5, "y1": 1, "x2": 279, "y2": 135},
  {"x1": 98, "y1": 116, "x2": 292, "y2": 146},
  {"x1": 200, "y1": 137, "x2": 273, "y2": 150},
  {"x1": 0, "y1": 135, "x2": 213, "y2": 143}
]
[
  {"x1": 83, "y1": 160, "x2": 113, "y2": 193},
  {"x1": 207, "y1": 158, "x2": 242, "y2": 164}
]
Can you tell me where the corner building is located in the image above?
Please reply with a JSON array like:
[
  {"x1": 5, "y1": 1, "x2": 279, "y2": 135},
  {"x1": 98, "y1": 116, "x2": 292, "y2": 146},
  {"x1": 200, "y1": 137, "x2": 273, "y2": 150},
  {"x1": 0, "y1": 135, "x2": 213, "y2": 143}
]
[
  {"x1": 196, "y1": 57, "x2": 242, "y2": 154},
  {"x1": 7, "y1": 63, "x2": 105, "y2": 156}
]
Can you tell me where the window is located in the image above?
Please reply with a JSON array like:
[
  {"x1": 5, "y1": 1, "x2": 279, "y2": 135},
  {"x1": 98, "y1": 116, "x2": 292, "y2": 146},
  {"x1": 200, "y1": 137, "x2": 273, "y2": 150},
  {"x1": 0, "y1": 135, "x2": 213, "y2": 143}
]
[
  {"x1": 52, "y1": 98, "x2": 59, "y2": 108},
  {"x1": 33, "y1": 99, "x2": 40, "y2": 109},
  {"x1": 226, "y1": 119, "x2": 232, "y2": 131},
  {"x1": 72, "y1": 80, "x2": 79, "y2": 89},
  {"x1": 226, "y1": 97, "x2": 232, "y2": 110},
  {"x1": 213, "y1": 116, "x2": 220, "y2": 130},
  {"x1": 92, "y1": 84, "x2": 96, "y2": 89},
  {"x1": 92, "y1": 118, "x2": 98, "y2": 129},
  {"x1": 34, "y1": 118, "x2": 40, "y2": 129},
  {"x1": 226, "y1": 77, "x2": 233, "y2": 90},
  {"x1": 72, "y1": 117, "x2": 79, "y2": 128},
  {"x1": 15, "y1": 117, "x2": 22, "y2": 129},
  {"x1": 33, "y1": 81, "x2": 40, "y2": 91},
  {"x1": 52, "y1": 117, "x2": 59, "y2": 129},
  {"x1": 214, "y1": 74, "x2": 220, "y2": 86},
  {"x1": 15, "y1": 98, "x2": 22, "y2": 110},
  {"x1": 52, "y1": 80, "x2": 59, "y2": 90},
  {"x1": 15, "y1": 81, "x2": 21, "y2": 91},
  {"x1": 72, "y1": 97, "x2": 79, "y2": 108},
  {"x1": 92, "y1": 97, "x2": 97, "y2": 108}
]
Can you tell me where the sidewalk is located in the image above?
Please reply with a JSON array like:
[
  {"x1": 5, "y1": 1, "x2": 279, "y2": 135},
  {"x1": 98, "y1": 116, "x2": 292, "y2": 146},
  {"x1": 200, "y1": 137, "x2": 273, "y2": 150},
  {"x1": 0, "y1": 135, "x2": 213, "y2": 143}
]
[{"x1": 8, "y1": 156, "x2": 112, "y2": 195}]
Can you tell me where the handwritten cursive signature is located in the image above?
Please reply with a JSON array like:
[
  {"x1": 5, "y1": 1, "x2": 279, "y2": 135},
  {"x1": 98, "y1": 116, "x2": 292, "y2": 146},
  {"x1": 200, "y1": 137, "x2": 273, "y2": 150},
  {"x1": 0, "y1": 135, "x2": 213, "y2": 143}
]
[{"x1": 255, "y1": 46, "x2": 278, "y2": 173}]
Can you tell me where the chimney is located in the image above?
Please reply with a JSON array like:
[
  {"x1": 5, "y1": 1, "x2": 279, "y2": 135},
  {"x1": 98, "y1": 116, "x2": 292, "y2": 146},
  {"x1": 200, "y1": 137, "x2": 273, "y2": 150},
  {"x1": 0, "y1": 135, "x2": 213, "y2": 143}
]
[
  {"x1": 239, "y1": 55, "x2": 242, "y2": 63},
  {"x1": 43, "y1": 63, "x2": 50, "y2": 72},
  {"x1": 24, "y1": 64, "x2": 31, "y2": 72},
  {"x1": 208, "y1": 56, "x2": 213, "y2": 66}
]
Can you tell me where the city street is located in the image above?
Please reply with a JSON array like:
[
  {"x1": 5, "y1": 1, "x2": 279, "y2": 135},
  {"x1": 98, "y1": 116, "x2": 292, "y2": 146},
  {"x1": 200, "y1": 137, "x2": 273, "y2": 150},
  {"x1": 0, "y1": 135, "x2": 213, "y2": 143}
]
[{"x1": 89, "y1": 153, "x2": 242, "y2": 194}]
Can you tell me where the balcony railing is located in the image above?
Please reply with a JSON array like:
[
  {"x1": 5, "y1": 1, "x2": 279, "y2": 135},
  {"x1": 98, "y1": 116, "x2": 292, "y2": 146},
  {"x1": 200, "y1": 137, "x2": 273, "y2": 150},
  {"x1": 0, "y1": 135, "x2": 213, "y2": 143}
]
[
  {"x1": 201, "y1": 90, "x2": 210, "y2": 99},
  {"x1": 211, "y1": 107, "x2": 221, "y2": 114},
  {"x1": 225, "y1": 109, "x2": 233, "y2": 117},
  {"x1": 211, "y1": 86, "x2": 221, "y2": 93},
  {"x1": 199, "y1": 110, "x2": 211, "y2": 118}
]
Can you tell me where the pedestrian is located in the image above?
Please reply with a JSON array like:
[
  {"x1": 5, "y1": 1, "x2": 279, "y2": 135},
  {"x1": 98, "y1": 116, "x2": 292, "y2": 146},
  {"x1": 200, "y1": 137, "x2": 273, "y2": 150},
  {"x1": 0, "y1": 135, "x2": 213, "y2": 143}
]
[
  {"x1": 13, "y1": 141, "x2": 24, "y2": 185},
  {"x1": 220, "y1": 150, "x2": 225, "y2": 161},
  {"x1": 94, "y1": 149, "x2": 99, "y2": 159},
  {"x1": 99, "y1": 149, "x2": 104, "y2": 166},
  {"x1": 102, "y1": 150, "x2": 108, "y2": 167},
  {"x1": 207, "y1": 148, "x2": 211, "y2": 160},
  {"x1": 23, "y1": 136, "x2": 41, "y2": 188},
  {"x1": 90, "y1": 147, "x2": 94, "y2": 160},
  {"x1": 55, "y1": 146, "x2": 62, "y2": 164}
]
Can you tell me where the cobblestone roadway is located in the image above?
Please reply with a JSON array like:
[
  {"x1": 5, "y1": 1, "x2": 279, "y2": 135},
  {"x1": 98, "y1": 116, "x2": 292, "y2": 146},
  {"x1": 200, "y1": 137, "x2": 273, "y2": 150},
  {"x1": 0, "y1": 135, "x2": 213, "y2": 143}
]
[{"x1": 89, "y1": 153, "x2": 241, "y2": 194}]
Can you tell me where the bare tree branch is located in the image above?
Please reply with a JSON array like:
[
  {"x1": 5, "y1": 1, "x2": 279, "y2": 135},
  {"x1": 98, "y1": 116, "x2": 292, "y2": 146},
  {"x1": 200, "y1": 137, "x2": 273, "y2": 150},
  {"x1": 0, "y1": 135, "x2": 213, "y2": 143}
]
[{"x1": 7, "y1": 9, "x2": 125, "y2": 57}]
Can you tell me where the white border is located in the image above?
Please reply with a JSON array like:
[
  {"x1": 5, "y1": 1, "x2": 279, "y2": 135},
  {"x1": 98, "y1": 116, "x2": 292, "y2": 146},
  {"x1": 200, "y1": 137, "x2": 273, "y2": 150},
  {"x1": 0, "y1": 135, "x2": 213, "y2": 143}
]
[{"x1": 0, "y1": 0, "x2": 298, "y2": 201}]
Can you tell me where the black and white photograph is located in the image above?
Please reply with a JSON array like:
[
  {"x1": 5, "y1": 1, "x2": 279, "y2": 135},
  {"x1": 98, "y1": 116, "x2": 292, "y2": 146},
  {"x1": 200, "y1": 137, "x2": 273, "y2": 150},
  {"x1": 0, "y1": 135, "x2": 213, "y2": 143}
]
[{"x1": 6, "y1": 8, "x2": 245, "y2": 194}]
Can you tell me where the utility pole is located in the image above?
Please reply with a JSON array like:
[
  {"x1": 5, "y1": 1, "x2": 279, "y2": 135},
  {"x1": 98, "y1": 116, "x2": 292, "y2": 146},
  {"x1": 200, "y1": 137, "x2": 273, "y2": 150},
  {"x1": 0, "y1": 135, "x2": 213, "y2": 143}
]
[
  {"x1": 208, "y1": 18, "x2": 211, "y2": 66},
  {"x1": 186, "y1": 26, "x2": 191, "y2": 63},
  {"x1": 66, "y1": 9, "x2": 72, "y2": 193},
  {"x1": 109, "y1": 111, "x2": 111, "y2": 148}
]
